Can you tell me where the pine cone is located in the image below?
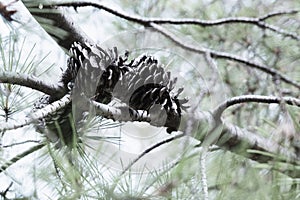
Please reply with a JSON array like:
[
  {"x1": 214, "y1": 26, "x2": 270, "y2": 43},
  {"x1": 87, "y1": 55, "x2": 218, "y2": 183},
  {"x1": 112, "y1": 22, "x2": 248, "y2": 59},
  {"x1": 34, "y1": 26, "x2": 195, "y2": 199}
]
[
  {"x1": 35, "y1": 42, "x2": 129, "y2": 147},
  {"x1": 114, "y1": 54, "x2": 188, "y2": 133},
  {"x1": 33, "y1": 95, "x2": 75, "y2": 148},
  {"x1": 34, "y1": 42, "x2": 188, "y2": 148},
  {"x1": 61, "y1": 42, "x2": 130, "y2": 104}
]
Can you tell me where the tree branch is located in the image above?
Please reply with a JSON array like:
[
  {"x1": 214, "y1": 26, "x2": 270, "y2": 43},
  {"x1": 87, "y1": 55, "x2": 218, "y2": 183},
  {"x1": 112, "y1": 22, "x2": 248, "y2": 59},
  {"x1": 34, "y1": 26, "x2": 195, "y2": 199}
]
[
  {"x1": 259, "y1": 9, "x2": 299, "y2": 21},
  {"x1": 0, "y1": 71, "x2": 64, "y2": 97},
  {"x1": 92, "y1": 100, "x2": 173, "y2": 127},
  {"x1": 119, "y1": 133, "x2": 185, "y2": 176},
  {"x1": 92, "y1": 99, "x2": 300, "y2": 177},
  {"x1": 1, "y1": 92, "x2": 298, "y2": 177},
  {"x1": 149, "y1": 23, "x2": 300, "y2": 89},
  {"x1": 11, "y1": 2, "x2": 300, "y2": 178},
  {"x1": 213, "y1": 95, "x2": 300, "y2": 119},
  {"x1": 21, "y1": 0, "x2": 93, "y2": 50},
  {"x1": 45, "y1": 2, "x2": 300, "y2": 40},
  {"x1": 0, "y1": 94, "x2": 71, "y2": 132},
  {"x1": 22, "y1": 1, "x2": 300, "y2": 89},
  {"x1": 91, "y1": 100, "x2": 150, "y2": 122},
  {"x1": 191, "y1": 111, "x2": 300, "y2": 177},
  {"x1": 39, "y1": 1, "x2": 299, "y2": 89}
]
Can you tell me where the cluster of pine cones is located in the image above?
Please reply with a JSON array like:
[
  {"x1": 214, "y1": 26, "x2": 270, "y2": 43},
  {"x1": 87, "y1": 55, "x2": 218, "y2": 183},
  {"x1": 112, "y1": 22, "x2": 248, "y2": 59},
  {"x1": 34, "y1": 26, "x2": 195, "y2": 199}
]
[{"x1": 34, "y1": 42, "x2": 188, "y2": 147}]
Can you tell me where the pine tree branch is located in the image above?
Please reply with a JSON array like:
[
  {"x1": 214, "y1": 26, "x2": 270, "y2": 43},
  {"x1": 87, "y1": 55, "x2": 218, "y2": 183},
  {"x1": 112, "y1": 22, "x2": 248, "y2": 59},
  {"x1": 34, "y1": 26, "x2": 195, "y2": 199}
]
[
  {"x1": 91, "y1": 100, "x2": 154, "y2": 123},
  {"x1": 258, "y1": 9, "x2": 299, "y2": 20},
  {"x1": 44, "y1": 2, "x2": 300, "y2": 40},
  {"x1": 0, "y1": 71, "x2": 64, "y2": 96},
  {"x1": 191, "y1": 111, "x2": 300, "y2": 177},
  {"x1": 91, "y1": 100, "x2": 149, "y2": 122},
  {"x1": 213, "y1": 95, "x2": 300, "y2": 119},
  {"x1": 13, "y1": 1, "x2": 300, "y2": 178},
  {"x1": 35, "y1": 2, "x2": 300, "y2": 89},
  {"x1": 93, "y1": 99, "x2": 300, "y2": 177},
  {"x1": 1, "y1": 92, "x2": 298, "y2": 177},
  {"x1": 0, "y1": 94, "x2": 71, "y2": 132},
  {"x1": 149, "y1": 23, "x2": 300, "y2": 89}
]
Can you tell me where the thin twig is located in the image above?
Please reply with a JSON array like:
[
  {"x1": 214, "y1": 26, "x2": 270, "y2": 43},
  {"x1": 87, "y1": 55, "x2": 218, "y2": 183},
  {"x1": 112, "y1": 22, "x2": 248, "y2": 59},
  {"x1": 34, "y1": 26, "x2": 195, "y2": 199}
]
[
  {"x1": 0, "y1": 182, "x2": 13, "y2": 199},
  {"x1": 259, "y1": 9, "x2": 299, "y2": 21},
  {"x1": 46, "y1": 2, "x2": 300, "y2": 40},
  {"x1": 149, "y1": 23, "x2": 300, "y2": 89},
  {"x1": 213, "y1": 95, "x2": 300, "y2": 119},
  {"x1": 2, "y1": 140, "x2": 41, "y2": 148},
  {"x1": 119, "y1": 133, "x2": 185, "y2": 176}
]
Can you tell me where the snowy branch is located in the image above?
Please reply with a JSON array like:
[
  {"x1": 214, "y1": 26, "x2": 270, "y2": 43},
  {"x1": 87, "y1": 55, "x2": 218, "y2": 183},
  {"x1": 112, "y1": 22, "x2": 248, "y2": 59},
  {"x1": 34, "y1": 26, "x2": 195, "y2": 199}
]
[
  {"x1": 91, "y1": 100, "x2": 150, "y2": 122},
  {"x1": 213, "y1": 95, "x2": 300, "y2": 119},
  {"x1": 76, "y1": 95, "x2": 300, "y2": 177},
  {"x1": 0, "y1": 94, "x2": 71, "y2": 132},
  {"x1": 0, "y1": 91, "x2": 298, "y2": 177},
  {"x1": 0, "y1": 71, "x2": 64, "y2": 97},
  {"x1": 191, "y1": 111, "x2": 300, "y2": 177}
]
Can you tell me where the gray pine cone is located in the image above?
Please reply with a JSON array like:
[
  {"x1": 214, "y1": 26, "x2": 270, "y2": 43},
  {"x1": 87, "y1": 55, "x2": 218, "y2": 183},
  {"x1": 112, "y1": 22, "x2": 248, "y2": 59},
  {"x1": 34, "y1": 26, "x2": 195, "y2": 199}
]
[
  {"x1": 61, "y1": 42, "x2": 130, "y2": 104},
  {"x1": 113, "y1": 54, "x2": 188, "y2": 133},
  {"x1": 35, "y1": 42, "x2": 129, "y2": 147},
  {"x1": 34, "y1": 42, "x2": 188, "y2": 148},
  {"x1": 33, "y1": 95, "x2": 75, "y2": 148}
]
